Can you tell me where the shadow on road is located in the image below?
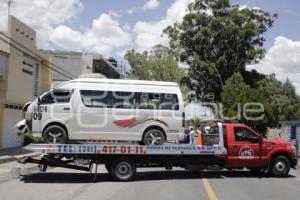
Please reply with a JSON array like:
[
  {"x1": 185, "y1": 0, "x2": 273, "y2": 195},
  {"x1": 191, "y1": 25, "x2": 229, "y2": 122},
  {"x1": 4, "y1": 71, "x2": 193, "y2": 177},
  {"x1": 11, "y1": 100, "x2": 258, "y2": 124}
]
[{"x1": 19, "y1": 170, "x2": 296, "y2": 183}]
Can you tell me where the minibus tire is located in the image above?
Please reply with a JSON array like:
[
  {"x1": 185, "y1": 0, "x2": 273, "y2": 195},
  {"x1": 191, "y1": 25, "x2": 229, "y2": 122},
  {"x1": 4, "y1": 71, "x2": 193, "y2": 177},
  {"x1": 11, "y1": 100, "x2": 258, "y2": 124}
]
[
  {"x1": 43, "y1": 125, "x2": 68, "y2": 144},
  {"x1": 142, "y1": 128, "x2": 165, "y2": 145},
  {"x1": 109, "y1": 157, "x2": 136, "y2": 181}
]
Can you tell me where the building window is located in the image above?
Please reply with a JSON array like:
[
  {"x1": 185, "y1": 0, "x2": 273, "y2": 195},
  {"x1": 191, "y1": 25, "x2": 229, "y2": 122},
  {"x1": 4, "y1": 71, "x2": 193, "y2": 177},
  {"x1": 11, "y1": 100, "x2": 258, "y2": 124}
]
[
  {"x1": 0, "y1": 54, "x2": 6, "y2": 80},
  {"x1": 4, "y1": 104, "x2": 23, "y2": 110}
]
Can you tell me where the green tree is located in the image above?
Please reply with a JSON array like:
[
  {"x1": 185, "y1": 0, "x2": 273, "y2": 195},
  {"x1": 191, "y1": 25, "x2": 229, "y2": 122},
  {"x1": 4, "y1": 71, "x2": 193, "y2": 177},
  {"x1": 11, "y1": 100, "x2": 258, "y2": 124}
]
[
  {"x1": 283, "y1": 78, "x2": 296, "y2": 99},
  {"x1": 257, "y1": 74, "x2": 300, "y2": 127},
  {"x1": 257, "y1": 74, "x2": 283, "y2": 98},
  {"x1": 294, "y1": 97, "x2": 300, "y2": 120},
  {"x1": 221, "y1": 72, "x2": 249, "y2": 117},
  {"x1": 124, "y1": 45, "x2": 184, "y2": 83},
  {"x1": 164, "y1": 0, "x2": 277, "y2": 101},
  {"x1": 221, "y1": 73, "x2": 270, "y2": 131}
]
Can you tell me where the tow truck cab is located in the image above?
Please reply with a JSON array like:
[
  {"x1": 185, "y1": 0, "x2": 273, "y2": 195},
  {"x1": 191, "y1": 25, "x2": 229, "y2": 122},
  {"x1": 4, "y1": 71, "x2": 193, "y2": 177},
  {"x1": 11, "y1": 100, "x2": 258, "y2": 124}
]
[{"x1": 221, "y1": 123, "x2": 297, "y2": 175}]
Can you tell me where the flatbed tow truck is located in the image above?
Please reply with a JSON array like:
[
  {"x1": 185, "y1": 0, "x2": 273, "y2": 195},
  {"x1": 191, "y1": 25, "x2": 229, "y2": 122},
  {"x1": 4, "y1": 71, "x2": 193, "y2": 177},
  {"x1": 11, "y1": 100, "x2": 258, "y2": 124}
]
[{"x1": 18, "y1": 122, "x2": 297, "y2": 181}]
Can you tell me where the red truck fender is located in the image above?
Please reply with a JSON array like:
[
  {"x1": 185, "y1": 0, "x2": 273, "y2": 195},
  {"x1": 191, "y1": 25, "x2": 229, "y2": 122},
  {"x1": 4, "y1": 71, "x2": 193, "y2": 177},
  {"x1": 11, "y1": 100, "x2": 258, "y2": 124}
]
[{"x1": 267, "y1": 149, "x2": 295, "y2": 167}]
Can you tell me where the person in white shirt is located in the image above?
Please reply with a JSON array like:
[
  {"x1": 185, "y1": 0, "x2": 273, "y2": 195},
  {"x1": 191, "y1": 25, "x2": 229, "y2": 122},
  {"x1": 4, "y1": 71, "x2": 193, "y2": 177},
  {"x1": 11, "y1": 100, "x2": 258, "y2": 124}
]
[{"x1": 189, "y1": 127, "x2": 195, "y2": 144}]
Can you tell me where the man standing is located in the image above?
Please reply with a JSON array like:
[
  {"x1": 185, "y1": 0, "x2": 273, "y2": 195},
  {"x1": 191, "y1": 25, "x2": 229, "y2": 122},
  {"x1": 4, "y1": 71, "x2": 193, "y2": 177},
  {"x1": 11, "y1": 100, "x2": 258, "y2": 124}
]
[{"x1": 189, "y1": 127, "x2": 195, "y2": 145}]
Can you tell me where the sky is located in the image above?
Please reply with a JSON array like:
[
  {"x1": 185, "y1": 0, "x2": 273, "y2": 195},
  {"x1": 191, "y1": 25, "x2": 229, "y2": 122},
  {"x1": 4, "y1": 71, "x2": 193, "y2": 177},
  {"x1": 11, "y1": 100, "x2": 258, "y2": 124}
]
[{"x1": 0, "y1": 0, "x2": 300, "y2": 93}]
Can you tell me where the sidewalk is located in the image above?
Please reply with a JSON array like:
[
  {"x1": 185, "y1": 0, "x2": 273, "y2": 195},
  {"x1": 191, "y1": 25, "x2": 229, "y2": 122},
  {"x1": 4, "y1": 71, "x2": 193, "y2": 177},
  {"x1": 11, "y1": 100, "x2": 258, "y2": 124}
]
[{"x1": 0, "y1": 146, "x2": 40, "y2": 164}]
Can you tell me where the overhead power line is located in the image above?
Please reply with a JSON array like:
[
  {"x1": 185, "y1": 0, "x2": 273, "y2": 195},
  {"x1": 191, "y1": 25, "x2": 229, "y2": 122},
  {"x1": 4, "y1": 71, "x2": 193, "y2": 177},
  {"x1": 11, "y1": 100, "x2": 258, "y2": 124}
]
[{"x1": 0, "y1": 32, "x2": 76, "y2": 80}]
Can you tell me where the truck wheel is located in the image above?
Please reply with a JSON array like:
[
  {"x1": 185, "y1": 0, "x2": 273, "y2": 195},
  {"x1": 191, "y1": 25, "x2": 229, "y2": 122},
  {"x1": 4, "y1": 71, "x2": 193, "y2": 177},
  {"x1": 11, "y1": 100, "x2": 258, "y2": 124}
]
[
  {"x1": 109, "y1": 157, "x2": 136, "y2": 181},
  {"x1": 270, "y1": 156, "x2": 290, "y2": 177},
  {"x1": 142, "y1": 129, "x2": 165, "y2": 145},
  {"x1": 43, "y1": 125, "x2": 68, "y2": 144}
]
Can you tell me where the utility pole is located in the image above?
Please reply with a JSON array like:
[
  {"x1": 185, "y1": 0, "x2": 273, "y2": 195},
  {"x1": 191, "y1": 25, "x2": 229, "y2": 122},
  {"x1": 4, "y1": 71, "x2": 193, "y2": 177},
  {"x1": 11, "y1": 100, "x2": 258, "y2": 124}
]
[{"x1": 8, "y1": 0, "x2": 13, "y2": 16}]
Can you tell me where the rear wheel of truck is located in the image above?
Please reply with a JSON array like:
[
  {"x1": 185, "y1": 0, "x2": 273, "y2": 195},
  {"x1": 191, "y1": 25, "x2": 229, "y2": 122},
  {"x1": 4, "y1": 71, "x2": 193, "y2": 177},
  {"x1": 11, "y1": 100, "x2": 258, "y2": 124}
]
[
  {"x1": 270, "y1": 156, "x2": 290, "y2": 177},
  {"x1": 109, "y1": 157, "x2": 136, "y2": 181},
  {"x1": 43, "y1": 125, "x2": 68, "y2": 144}
]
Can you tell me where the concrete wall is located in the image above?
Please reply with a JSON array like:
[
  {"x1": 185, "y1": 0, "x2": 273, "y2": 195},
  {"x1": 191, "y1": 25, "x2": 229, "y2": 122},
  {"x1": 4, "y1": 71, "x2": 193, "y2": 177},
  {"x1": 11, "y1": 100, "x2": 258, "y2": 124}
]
[
  {"x1": 7, "y1": 16, "x2": 36, "y2": 50},
  {"x1": 42, "y1": 50, "x2": 83, "y2": 83}
]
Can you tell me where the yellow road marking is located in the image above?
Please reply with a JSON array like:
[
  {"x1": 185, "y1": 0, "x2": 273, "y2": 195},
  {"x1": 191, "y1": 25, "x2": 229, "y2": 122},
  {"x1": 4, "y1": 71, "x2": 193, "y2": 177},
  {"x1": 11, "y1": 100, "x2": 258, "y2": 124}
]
[{"x1": 202, "y1": 178, "x2": 218, "y2": 200}]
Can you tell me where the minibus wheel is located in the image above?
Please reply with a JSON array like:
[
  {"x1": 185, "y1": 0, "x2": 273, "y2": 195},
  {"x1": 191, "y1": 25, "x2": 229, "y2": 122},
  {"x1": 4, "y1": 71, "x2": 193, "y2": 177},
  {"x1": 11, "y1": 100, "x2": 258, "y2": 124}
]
[
  {"x1": 142, "y1": 128, "x2": 165, "y2": 145},
  {"x1": 43, "y1": 125, "x2": 68, "y2": 144}
]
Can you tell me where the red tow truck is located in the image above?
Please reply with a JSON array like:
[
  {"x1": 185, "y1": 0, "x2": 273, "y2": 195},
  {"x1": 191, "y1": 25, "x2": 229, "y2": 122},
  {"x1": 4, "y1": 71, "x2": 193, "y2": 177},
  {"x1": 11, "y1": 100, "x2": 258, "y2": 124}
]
[{"x1": 19, "y1": 122, "x2": 297, "y2": 181}]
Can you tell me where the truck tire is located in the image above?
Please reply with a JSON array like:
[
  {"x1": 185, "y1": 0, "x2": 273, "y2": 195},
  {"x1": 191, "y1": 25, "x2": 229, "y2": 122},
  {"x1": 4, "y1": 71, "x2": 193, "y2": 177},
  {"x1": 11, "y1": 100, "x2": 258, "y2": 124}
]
[
  {"x1": 43, "y1": 125, "x2": 68, "y2": 144},
  {"x1": 142, "y1": 128, "x2": 165, "y2": 145},
  {"x1": 109, "y1": 157, "x2": 136, "y2": 181},
  {"x1": 270, "y1": 156, "x2": 290, "y2": 177}
]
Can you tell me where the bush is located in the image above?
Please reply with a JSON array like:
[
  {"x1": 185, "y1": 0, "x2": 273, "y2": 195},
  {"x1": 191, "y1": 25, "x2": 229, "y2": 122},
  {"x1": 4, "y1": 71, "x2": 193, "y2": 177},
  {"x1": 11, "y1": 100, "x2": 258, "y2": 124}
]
[{"x1": 23, "y1": 134, "x2": 43, "y2": 146}]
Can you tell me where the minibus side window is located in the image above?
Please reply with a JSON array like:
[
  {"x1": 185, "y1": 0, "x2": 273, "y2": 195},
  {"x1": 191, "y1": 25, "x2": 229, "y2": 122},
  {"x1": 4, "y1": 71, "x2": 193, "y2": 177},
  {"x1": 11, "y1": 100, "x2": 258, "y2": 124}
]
[
  {"x1": 137, "y1": 93, "x2": 160, "y2": 110},
  {"x1": 80, "y1": 90, "x2": 107, "y2": 108},
  {"x1": 108, "y1": 91, "x2": 135, "y2": 109},
  {"x1": 53, "y1": 90, "x2": 73, "y2": 103},
  {"x1": 136, "y1": 93, "x2": 179, "y2": 110},
  {"x1": 80, "y1": 90, "x2": 179, "y2": 110},
  {"x1": 160, "y1": 94, "x2": 179, "y2": 110},
  {"x1": 40, "y1": 92, "x2": 55, "y2": 104}
]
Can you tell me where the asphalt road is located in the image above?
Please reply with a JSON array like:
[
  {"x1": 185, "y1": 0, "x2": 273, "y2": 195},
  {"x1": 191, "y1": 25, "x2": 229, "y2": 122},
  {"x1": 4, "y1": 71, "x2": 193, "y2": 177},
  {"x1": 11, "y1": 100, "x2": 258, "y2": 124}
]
[{"x1": 0, "y1": 161, "x2": 300, "y2": 200}]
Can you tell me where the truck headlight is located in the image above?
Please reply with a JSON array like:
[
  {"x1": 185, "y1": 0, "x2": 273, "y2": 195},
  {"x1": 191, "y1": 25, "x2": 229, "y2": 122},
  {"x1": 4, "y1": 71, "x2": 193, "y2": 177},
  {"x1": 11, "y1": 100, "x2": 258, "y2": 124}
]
[{"x1": 290, "y1": 145, "x2": 297, "y2": 156}]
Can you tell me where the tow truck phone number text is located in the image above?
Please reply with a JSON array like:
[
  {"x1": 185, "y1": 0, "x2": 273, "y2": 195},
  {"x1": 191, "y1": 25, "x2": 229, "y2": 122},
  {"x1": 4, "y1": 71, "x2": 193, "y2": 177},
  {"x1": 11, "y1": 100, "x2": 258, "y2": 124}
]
[
  {"x1": 101, "y1": 146, "x2": 144, "y2": 154},
  {"x1": 56, "y1": 145, "x2": 145, "y2": 154}
]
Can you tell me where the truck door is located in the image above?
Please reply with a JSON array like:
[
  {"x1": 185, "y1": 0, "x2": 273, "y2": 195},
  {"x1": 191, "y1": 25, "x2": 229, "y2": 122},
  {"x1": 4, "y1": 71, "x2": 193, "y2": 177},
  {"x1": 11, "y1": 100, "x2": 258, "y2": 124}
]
[{"x1": 227, "y1": 126, "x2": 263, "y2": 168}]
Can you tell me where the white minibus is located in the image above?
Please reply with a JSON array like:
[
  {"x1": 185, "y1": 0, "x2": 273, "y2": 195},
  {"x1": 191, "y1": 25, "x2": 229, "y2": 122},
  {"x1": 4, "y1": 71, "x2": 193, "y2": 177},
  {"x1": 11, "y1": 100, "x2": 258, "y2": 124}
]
[{"x1": 21, "y1": 78, "x2": 185, "y2": 145}]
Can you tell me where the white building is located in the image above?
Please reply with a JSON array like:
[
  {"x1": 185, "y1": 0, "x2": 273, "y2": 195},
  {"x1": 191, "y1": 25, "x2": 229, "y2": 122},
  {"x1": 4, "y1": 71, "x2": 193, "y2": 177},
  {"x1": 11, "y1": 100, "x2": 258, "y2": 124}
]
[
  {"x1": 0, "y1": 16, "x2": 51, "y2": 149},
  {"x1": 81, "y1": 54, "x2": 122, "y2": 79},
  {"x1": 41, "y1": 51, "x2": 124, "y2": 87},
  {"x1": 40, "y1": 50, "x2": 83, "y2": 83}
]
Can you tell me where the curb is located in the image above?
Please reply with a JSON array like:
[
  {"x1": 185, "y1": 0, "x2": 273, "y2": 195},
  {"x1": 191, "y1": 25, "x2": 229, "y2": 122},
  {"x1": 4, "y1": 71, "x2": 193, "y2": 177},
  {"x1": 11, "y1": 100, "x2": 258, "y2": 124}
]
[
  {"x1": 0, "y1": 156, "x2": 16, "y2": 164},
  {"x1": 0, "y1": 152, "x2": 40, "y2": 164}
]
